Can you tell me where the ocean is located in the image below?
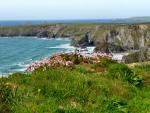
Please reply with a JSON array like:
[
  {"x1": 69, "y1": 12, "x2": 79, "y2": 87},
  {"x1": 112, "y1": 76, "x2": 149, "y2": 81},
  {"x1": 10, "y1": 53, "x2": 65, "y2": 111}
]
[{"x1": 0, "y1": 37, "x2": 75, "y2": 75}]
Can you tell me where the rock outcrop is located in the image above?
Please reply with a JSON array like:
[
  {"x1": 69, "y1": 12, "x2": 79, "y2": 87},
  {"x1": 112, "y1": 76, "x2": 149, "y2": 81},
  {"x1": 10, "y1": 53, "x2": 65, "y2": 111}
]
[
  {"x1": 94, "y1": 25, "x2": 150, "y2": 52},
  {"x1": 72, "y1": 32, "x2": 94, "y2": 48},
  {"x1": 0, "y1": 24, "x2": 150, "y2": 53},
  {"x1": 122, "y1": 48, "x2": 150, "y2": 63}
]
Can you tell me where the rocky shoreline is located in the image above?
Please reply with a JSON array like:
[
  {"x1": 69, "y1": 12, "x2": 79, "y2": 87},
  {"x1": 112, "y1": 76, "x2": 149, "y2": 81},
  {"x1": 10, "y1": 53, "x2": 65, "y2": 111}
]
[
  {"x1": 0, "y1": 23, "x2": 150, "y2": 64},
  {"x1": 26, "y1": 47, "x2": 150, "y2": 72},
  {"x1": 0, "y1": 24, "x2": 150, "y2": 52}
]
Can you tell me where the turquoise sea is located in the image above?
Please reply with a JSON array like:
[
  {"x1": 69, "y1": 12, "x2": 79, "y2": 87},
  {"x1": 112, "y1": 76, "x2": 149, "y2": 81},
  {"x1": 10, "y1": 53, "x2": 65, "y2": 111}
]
[{"x1": 0, "y1": 37, "x2": 75, "y2": 75}]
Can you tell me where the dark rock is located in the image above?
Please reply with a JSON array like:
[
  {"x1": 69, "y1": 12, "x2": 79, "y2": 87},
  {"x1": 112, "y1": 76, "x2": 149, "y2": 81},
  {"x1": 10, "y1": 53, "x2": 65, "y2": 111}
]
[
  {"x1": 37, "y1": 30, "x2": 48, "y2": 38},
  {"x1": 72, "y1": 32, "x2": 94, "y2": 48}
]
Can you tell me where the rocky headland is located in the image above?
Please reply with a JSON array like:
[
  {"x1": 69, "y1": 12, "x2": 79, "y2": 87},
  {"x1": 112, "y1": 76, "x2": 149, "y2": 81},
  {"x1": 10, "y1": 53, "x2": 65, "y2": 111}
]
[{"x1": 0, "y1": 23, "x2": 150, "y2": 63}]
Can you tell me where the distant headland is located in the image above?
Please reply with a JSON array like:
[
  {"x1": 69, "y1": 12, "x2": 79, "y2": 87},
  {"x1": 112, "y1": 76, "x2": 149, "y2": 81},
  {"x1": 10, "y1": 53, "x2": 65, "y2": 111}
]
[{"x1": 0, "y1": 17, "x2": 150, "y2": 26}]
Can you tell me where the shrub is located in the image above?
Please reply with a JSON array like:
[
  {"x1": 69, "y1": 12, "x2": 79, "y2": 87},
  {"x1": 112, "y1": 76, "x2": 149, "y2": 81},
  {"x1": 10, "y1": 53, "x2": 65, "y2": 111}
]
[
  {"x1": 108, "y1": 63, "x2": 132, "y2": 79},
  {"x1": 100, "y1": 57, "x2": 118, "y2": 67},
  {"x1": 108, "y1": 63, "x2": 143, "y2": 87},
  {"x1": 72, "y1": 55, "x2": 80, "y2": 64},
  {"x1": 61, "y1": 54, "x2": 71, "y2": 61},
  {"x1": 92, "y1": 57, "x2": 117, "y2": 71},
  {"x1": 61, "y1": 53, "x2": 83, "y2": 64}
]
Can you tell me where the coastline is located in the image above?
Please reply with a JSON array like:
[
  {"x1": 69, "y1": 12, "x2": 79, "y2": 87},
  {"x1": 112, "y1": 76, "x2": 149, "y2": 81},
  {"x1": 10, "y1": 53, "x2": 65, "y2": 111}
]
[
  {"x1": 1, "y1": 49, "x2": 149, "y2": 77},
  {"x1": 0, "y1": 36, "x2": 136, "y2": 76},
  {"x1": 0, "y1": 36, "x2": 148, "y2": 76},
  {"x1": 0, "y1": 23, "x2": 149, "y2": 53},
  {"x1": 0, "y1": 23, "x2": 150, "y2": 75},
  {"x1": 0, "y1": 37, "x2": 74, "y2": 76}
]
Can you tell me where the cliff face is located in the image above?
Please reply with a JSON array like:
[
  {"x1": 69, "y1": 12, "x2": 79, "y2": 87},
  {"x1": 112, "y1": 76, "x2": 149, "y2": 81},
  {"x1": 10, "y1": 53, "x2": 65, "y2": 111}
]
[
  {"x1": 0, "y1": 24, "x2": 150, "y2": 52},
  {"x1": 94, "y1": 25, "x2": 150, "y2": 52}
]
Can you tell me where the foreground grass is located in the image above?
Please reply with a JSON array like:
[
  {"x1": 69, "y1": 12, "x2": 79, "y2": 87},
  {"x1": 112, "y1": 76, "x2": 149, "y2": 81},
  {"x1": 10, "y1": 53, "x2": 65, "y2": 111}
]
[{"x1": 0, "y1": 61, "x2": 150, "y2": 113}]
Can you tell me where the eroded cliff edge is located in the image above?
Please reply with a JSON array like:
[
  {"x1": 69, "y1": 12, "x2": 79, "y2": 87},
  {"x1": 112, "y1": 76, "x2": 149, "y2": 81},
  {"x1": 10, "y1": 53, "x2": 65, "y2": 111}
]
[{"x1": 0, "y1": 24, "x2": 150, "y2": 53}]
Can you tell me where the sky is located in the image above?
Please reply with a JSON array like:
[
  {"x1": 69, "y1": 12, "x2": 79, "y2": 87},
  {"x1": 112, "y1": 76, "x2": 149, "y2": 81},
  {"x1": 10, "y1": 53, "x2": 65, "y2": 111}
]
[{"x1": 0, "y1": 0, "x2": 150, "y2": 20}]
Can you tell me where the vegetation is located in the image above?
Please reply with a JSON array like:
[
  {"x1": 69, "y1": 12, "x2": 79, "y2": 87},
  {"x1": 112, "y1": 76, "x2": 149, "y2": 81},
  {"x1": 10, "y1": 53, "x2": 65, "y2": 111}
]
[{"x1": 0, "y1": 58, "x2": 150, "y2": 113}]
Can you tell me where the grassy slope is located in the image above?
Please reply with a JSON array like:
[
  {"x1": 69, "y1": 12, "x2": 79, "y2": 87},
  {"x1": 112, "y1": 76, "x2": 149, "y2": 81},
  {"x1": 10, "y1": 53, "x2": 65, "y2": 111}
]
[{"x1": 1, "y1": 60, "x2": 150, "y2": 113}]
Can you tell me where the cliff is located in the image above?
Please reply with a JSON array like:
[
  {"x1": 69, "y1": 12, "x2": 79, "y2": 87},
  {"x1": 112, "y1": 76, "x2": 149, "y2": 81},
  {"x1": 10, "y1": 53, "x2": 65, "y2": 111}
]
[{"x1": 0, "y1": 24, "x2": 150, "y2": 53}]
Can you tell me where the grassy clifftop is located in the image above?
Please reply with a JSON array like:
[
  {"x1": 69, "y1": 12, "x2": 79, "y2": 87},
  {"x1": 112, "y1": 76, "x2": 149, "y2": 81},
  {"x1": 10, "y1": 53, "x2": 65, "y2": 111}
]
[{"x1": 1, "y1": 57, "x2": 150, "y2": 113}]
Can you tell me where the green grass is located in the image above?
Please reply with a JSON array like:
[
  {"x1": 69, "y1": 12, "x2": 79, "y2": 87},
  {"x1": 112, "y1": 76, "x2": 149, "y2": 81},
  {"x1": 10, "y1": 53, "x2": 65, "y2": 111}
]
[
  {"x1": 0, "y1": 61, "x2": 150, "y2": 113},
  {"x1": 134, "y1": 64, "x2": 150, "y2": 73}
]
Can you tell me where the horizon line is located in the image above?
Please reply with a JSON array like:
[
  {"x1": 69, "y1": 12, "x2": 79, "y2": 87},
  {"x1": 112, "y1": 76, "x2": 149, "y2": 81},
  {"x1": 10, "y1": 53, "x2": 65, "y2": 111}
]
[{"x1": 0, "y1": 16, "x2": 150, "y2": 21}]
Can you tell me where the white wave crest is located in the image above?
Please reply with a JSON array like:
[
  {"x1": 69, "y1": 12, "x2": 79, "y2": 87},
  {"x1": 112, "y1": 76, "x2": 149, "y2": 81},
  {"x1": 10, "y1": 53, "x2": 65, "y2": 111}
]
[{"x1": 46, "y1": 44, "x2": 75, "y2": 49}]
